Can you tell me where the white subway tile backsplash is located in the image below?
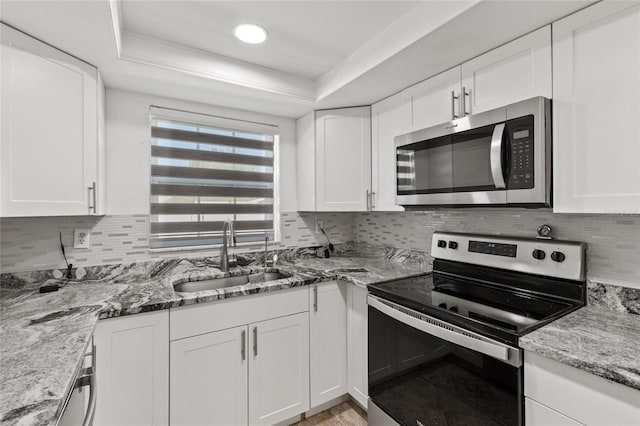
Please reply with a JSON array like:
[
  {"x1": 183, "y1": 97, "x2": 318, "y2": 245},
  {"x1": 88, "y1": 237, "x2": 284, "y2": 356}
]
[{"x1": 354, "y1": 209, "x2": 640, "y2": 288}]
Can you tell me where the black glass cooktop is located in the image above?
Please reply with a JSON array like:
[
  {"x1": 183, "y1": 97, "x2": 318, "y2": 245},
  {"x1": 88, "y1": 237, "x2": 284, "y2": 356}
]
[{"x1": 368, "y1": 260, "x2": 584, "y2": 346}]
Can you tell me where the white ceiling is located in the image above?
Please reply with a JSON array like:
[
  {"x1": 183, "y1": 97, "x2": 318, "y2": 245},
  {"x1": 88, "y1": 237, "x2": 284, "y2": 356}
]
[
  {"x1": 120, "y1": 1, "x2": 419, "y2": 80},
  {"x1": 0, "y1": 1, "x2": 597, "y2": 118}
]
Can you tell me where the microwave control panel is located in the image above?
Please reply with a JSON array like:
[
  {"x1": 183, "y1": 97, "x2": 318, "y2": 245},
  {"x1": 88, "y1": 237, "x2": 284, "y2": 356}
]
[{"x1": 508, "y1": 116, "x2": 534, "y2": 189}]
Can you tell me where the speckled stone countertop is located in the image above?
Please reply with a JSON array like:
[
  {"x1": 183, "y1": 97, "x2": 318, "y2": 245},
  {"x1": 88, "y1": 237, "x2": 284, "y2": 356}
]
[
  {"x1": 520, "y1": 306, "x2": 640, "y2": 391},
  {"x1": 0, "y1": 252, "x2": 427, "y2": 426}
]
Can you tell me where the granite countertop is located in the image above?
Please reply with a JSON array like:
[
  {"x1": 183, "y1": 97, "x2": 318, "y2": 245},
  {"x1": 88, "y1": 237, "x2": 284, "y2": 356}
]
[
  {"x1": 0, "y1": 255, "x2": 426, "y2": 426},
  {"x1": 519, "y1": 306, "x2": 640, "y2": 391}
]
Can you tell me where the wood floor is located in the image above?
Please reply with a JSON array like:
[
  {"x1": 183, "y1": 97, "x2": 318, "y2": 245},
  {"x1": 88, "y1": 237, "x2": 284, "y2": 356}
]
[{"x1": 291, "y1": 400, "x2": 367, "y2": 426}]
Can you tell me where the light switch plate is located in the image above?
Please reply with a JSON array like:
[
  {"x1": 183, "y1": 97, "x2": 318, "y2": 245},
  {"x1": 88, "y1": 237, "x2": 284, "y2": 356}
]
[{"x1": 73, "y1": 228, "x2": 91, "y2": 249}]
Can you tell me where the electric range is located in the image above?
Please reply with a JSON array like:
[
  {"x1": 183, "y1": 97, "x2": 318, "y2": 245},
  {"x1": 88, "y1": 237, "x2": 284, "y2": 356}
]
[{"x1": 367, "y1": 231, "x2": 587, "y2": 426}]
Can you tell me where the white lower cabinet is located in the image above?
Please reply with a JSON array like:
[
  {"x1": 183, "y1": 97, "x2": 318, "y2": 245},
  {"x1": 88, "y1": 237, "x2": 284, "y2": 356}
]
[
  {"x1": 169, "y1": 287, "x2": 310, "y2": 426},
  {"x1": 93, "y1": 311, "x2": 169, "y2": 426},
  {"x1": 309, "y1": 281, "x2": 348, "y2": 406},
  {"x1": 170, "y1": 326, "x2": 248, "y2": 426},
  {"x1": 249, "y1": 312, "x2": 310, "y2": 425},
  {"x1": 525, "y1": 398, "x2": 583, "y2": 426},
  {"x1": 524, "y1": 351, "x2": 640, "y2": 426},
  {"x1": 346, "y1": 284, "x2": 369, "y2": 407}
]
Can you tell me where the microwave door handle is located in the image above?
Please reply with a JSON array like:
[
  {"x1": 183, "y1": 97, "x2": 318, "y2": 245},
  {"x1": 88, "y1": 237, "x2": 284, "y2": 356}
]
[{"x1": 490, "y1": 123, "x2": 507, "y2": 189}]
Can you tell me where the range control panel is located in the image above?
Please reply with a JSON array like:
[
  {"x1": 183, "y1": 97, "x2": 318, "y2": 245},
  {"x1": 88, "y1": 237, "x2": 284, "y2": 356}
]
[
  {"x1": 468, "y1": 240, "x2": 517, "y2": 258},
  {"x1": 431, "y1": 232, "x2": 586, "y2": 281}
]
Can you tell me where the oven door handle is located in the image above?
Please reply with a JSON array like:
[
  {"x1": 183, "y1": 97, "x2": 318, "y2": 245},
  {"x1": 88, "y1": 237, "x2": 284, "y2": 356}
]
[
  {"x1": 368, "y1": 295, "x2": 511, "y2": 362},
  {"x1": 490, "y1": 123, "x2": 507, "y2": 189}
]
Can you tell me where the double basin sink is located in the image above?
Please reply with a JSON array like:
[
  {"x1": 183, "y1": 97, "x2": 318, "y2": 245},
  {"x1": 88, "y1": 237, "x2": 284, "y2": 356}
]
[{"x1": 173, "y1": 270, "x2": 292, "y2": 293}]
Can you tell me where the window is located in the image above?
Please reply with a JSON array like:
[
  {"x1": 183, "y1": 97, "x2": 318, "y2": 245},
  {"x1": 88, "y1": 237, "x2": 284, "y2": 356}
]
[{"x1": 149, "y1": 107, "x2": 278, "y2": 249}]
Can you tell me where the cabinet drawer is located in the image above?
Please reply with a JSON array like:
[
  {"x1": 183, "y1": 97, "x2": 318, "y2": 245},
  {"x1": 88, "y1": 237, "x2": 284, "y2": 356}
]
[
  {"x1": 170, "y1": 287, "x2": 309, "y2": 340},
  {"x1": 524, "y1": 351, "x2": 640, "y2": 425}
]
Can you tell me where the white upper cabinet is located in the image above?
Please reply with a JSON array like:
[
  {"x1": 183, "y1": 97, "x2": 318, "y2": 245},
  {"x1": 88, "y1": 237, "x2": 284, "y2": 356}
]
[
  {"x1": 296, "y1": 107, "x2": 372, "y2": 212},
  {"x1": 0, "y1": 24, "x2": 102, "y2": 217},
  {"x1": 371, "y1": 92, "x2": 410, "y2": 211},
  {"x1": 309, "y1": 281, "x2": 348, "y2": 407},
  {"x1": 405, "y1": 67, "x2": 462, "y2": 131},
  {"x1": 316, "y1": 107, "x2": 372, "y2": 211},
  {"x1": 461, "y1": 25, "x2": 552, "y2": 115},
  {"x1": 552, "y1": 1, "x2": 640, "y2": 214}
]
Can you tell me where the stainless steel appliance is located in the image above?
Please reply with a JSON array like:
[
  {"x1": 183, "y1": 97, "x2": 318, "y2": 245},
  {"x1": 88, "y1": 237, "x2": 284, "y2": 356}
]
[
  {"x1": 367, "y1": 232, "x2": 586, "y2": 426},
  {"x1": 395, "y1": 97, "x2": 551, "y2": 207}
]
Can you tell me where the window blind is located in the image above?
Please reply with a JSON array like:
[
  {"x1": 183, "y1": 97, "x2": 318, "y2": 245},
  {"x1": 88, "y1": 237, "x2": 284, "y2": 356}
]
[{"x1": 149, "y1": 109, "x2": 277, "y2": 249}]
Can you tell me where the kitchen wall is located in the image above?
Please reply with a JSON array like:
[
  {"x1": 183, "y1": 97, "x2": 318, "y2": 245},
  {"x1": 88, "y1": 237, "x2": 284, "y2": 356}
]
[
  {"x1": 0, "y1": 88, "x2": 341, "y2": 273},
  {"x1": 0, "y1": 212, "x2": 353, "y2": 273},
  {"x1": 354, "y1": 210, "x2": 640, "y2": 289},
  {"x1": 105, "y1": 88, "x2": 298, "y2": 214}
]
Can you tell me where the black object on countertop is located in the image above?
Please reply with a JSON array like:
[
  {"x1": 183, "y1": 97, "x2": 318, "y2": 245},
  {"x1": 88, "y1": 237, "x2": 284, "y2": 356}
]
[{"x1": 39, "y1": 284, "x2": 60, "y2": 293}]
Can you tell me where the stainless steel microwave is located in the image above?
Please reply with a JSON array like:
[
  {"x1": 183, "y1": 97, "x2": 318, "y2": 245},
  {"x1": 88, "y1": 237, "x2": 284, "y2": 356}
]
[{"x1": 395, "y1": 97, "x2": 551, "y2": 207}]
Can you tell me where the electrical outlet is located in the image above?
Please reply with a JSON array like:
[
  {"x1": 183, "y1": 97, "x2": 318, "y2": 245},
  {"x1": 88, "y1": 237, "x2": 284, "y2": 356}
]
[
  {"x1": 315, "y1": 220, "x2": 324, "y2": 234},
  {"x1": 73, "y1": 228, "x2": 91, "y2": 249}
]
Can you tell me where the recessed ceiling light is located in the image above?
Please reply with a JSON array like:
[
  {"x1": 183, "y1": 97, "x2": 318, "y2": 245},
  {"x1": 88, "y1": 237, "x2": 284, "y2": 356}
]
[{"x1": 234, "y1": 23, "x2": 268, "y2": 44}]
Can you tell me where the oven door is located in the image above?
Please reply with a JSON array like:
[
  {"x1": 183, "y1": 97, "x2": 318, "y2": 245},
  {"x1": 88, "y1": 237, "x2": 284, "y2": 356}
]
[{"x1": 368, "y1": 295, "x2": 523, "y2": 426}]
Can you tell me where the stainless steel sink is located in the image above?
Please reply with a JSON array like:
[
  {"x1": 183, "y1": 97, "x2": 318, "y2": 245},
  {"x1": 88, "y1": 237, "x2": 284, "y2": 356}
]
[{"x1": 173, "y1": 270, "x2": 292, "y2": 293}]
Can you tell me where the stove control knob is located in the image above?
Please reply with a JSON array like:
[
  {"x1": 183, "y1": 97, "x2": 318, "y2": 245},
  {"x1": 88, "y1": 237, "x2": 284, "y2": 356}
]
[
  {"x1": 449, "y1": 306, "x2": 459, "y2": 313},
  {"x1": 551, "y1": 251, "x2": 566, "y2": 263},
  {"x1": 437, "y1": 240, "x2": 447, "y2": 248},
  {"x1": 448, "y1": 241, "x2": 458, "y2": 249},
  {"x1": 532, "y1": 249, "x2": 546, "y2": 260}
]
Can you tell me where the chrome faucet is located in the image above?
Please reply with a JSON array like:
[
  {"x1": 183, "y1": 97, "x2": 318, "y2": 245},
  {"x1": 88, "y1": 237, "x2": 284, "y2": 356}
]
[
  {"x1": 264, "y1": 235, "x2": 275, "y2": 268},
  {"x1": 221, "y1": 220, "x2": 236, "y2": 272}
]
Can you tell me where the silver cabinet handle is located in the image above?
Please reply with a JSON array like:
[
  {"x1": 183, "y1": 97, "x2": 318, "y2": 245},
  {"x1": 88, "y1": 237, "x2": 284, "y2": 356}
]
[
  {"x1": 82, "y1": 344, "x2": 97, "y2": 426},
  {"x1": 451, "y1": 91, "x2": 459, "y2": 120},
  {"x1": 313, "y1": 286, "x2": 318, "y2": 312},
  {"x1": 88, "y1": 182, "x2": 97, "y2": 214},
  {"x1": 461, "y1": 87, "x2": 470, "y2": 116},
  {"x1": 371, "y1": 192, "x2": 376, "y2": 210},
  {"x1": 366, "y1": 190, "x2": 371, "y2": 211},
  {"x1": 253, "y1": 326, "x2": 258, "y2": 356},
  {"x1": 490, "y1": 123, "x2": 507, "y2": 189},
  {"x1": 241, "y1": 330, "x2": 246, "y2": 361}
]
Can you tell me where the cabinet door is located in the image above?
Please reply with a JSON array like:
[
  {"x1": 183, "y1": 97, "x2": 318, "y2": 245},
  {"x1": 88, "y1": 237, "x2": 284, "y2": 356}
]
[
  {"x1": 310, "y1": 281, "x2": 348, "y2": 407},
  {"x1": 405, "y1": 66, "x2": 461, "y2": 131},
  {"x1": 461, "y1": 25, "x2": 551, "y2": 115},
  {"x1": 249, "y1": 312, "x2": 310, "y2": 425},
  {"x1": 525, "y1": 398, "x2": 584, "y2": 426},
  {"x1": 315, "y1": 107, "x2": 371, "y2": 211},
  {"x1": 371, "y1": 93, "x2": 409, "y2": 211},
  {"x1": 94, "y1": 311, "x2": 169, "y2": 426},
  {"x1": 346, "y1": 284, "x2": 369, "y2": 408},
  {"x1": 552, "y1": 2, "x2": 640, "y2": 214},
  {"x1": 170, "y1": 326, "x2": 248, "y2": 426},
  {"x1": 296, "y1": 111, "x2": 316, "y2": 211},
  {"x1": 0, "y1": 24, "x2": 98, "y2": 217}
]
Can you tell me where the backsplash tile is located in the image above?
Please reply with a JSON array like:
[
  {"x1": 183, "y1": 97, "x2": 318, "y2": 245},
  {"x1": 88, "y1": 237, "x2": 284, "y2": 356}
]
[
  {"x1": 354, "y1": 209, "x2": 640, "y2": 288},
  {"x1": 0, "y1": 212, "x2": 354, "y2": 273}
]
